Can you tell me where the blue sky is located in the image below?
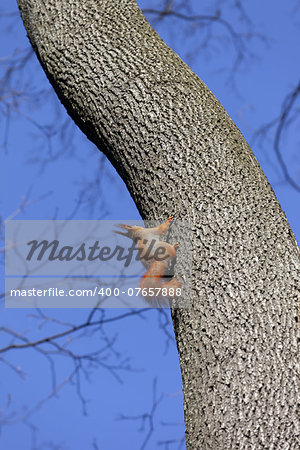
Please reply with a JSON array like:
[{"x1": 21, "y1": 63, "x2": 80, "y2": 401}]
[{"x1": 1, "y1": 1, "x2": 299, "y2": 449}]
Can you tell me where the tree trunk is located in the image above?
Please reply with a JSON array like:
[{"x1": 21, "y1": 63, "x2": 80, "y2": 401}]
[{"x1": 17, "y1": 0, "x2": 299, "y2": 448}]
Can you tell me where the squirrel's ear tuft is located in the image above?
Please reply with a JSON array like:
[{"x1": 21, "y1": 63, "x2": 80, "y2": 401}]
[
  {"x1": 114, "y1": 224, "x2": 131, "y2": 237},
  {"x1": 114, "y1": 224, "x2": 138, "y2": 237},
  {"x1": 114, "y1": 230, "x2": 128, "y2": 237}
]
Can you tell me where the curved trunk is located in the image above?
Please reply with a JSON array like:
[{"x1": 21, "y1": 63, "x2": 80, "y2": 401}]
[{"x1": 17, "y1": 0, "x2": 299, "y2": 448}]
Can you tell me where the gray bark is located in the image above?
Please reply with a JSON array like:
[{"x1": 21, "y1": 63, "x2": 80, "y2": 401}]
[{"x1": 17, "y1": 0, "x2": 299, "y2": 448}]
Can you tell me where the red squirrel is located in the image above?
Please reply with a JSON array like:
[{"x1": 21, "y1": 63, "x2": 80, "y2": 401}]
[{"x1": 115, "y1": 216, "x2": 181, "y2": 304}]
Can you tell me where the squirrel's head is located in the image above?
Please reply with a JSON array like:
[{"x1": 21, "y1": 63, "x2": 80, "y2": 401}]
[{"x1": 114, "y1": 224, "x2": 144, "y2": 240}]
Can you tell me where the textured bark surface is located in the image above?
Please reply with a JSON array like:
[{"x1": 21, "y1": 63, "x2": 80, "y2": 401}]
[{"x1": 17, "y1": 0, "x2": 299, "y2": 448}]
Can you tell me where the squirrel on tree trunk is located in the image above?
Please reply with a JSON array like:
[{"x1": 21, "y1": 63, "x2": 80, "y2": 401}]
[{"x1": 115, "y1": 216, "x2": 181, "y2": 305}]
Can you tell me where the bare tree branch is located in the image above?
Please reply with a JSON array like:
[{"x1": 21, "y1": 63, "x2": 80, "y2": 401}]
[
  {"x1": 273, "y1": 82, "x2": 300, "y2": 192},
  {"x1": 117, "y1": 377, "x2": 165, "y2": 450},
  {"x1": 256, "y1": 81, "x2": 300, "y2": 192},
  {"x1": 0, "y1": 309, "x2": 149, "y2": 354},
  {"x1": 142, "y1": 2, "x2": 267, "y2": 78}
]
